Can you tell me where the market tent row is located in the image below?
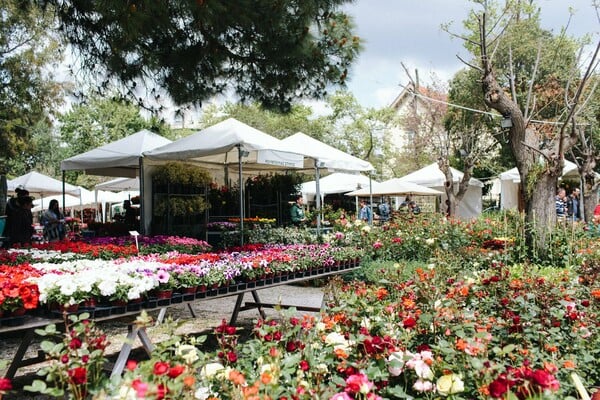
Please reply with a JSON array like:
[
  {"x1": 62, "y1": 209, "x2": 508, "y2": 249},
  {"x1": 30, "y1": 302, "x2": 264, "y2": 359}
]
[
  {"x1": 143, "y1": 118, "x2": 307, "y2": 239},
  {"x1": 498, "y1": 160, "x2": 598, "y2": 211},
  {"x1": 143, "y1": 119, "x2": 375, "y2": 237},
  {"x1": 346, "y1": 179, "x2": 443, "y2": 197},
  {"x1": 398, "y1": 163, "x2": 484, "y2": 220},
  {"x1": 32, "y1": 186, "x2": 130, "y2": 217},
  {"x1": 61, "y1": 129, "x2": 173, "y2": 232},
  {"x1": 7, "y1": 171, "x2": 81, "y2": 209},
  {"x1": 301, "y1": 172, "x2": 375, "y2": 203}
]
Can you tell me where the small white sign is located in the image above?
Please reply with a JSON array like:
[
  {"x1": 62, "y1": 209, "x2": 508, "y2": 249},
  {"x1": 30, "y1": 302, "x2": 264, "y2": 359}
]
[
  {"x1": 129, "y1": 231, "x2": 140, "y2": 236},
  {"x1": 257, "y1": 149, "x2": 304, "y2": 168}
]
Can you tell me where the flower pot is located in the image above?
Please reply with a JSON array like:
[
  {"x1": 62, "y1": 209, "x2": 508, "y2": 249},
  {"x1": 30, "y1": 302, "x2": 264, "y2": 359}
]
[
  {"x1": 182, "y1": 286, "x2": 197, "y2": 295},
  {"x1": 111, "y1": 300, "x2": 128, "y2": 307},
  {"x1": 59, "y1": 304, "x2": 79, "y2": 314},
  {"x1": 81, "y1": 299, "x2": 98, "y2": 309},
  {"x1": 156, "y1": 290, "x2": 173, "y2": 300}
]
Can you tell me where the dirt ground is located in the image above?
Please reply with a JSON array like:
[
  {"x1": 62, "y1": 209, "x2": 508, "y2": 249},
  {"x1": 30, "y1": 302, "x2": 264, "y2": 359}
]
[{"x1": 1, "y1": 283, "x2": 326, "y2": 399}]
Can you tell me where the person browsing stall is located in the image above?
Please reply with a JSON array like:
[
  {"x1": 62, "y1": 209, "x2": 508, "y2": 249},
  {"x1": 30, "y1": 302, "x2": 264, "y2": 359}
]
[
  {"x1": 41, "y1": 199, "x2": 66, "y2": 242},
  {"x1": 290, "y1": 195, "x2": 306, "y2": 226}
]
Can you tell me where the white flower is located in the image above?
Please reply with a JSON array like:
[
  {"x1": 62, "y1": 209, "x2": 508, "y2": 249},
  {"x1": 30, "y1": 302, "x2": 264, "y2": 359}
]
[
  {"x1": 324, "y1": 332, "x2": 351, "y2": 352},
  {"x1": 361, "y1": 225, "x2": 371, "y2": 233},
  {"x1": 388, "y1": 351, "x2": 406, "y2": 376},
  {"x1": 194, "y1": 387, "x2": 212, "y2": 400},
  {"x1": 177, "y1": 344, "x2": 200, "y2": 364},
  {"x1": 200, "y1": 362, "x2": 224, "y2": 378},
  {"x1": 436, "y1": 373, "x2": 464, "y2": 396},
  {"x1": 425, "y1": 238, "x2": 435, "y2": 245},
  {"x1": 116, "y1": 384, "x2": 137, "y2": 400},
  {"x1": 413, "y1": 379, "x2": 434, "y2": 392}
]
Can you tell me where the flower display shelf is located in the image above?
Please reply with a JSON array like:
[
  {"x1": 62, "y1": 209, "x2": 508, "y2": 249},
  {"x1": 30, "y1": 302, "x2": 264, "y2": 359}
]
[
  {"x1": 170, "y1": 293, "x2": 184, "y2": 304},
  {"x1": 0, "y1": 315, "x2": 26, "y2": 327}
]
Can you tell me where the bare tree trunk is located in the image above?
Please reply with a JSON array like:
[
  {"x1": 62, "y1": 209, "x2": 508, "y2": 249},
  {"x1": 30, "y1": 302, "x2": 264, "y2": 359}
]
[
  {"x1": 583, "y1": 172, "x2": 599, "y2": 222},
  {"x1": 0, "y1": 175, "x2": 6, "y2": 216}
]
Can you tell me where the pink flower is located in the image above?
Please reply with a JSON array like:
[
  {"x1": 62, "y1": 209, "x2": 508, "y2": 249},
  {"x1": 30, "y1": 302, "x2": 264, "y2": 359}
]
[
  {"x1": 345, "y1": 373, "x2": 373, "y2": 394},
  {"x1": 156, "y1": 270, "x2": 171, "y2": 284},
  {"x1": 413, "y1": 379, "x2": 434, "y2": 392},
  {"x1": 373, "y1": 241, "x2": 383, "y2": 249},
  {"x1": 331, "y1": 393, "x2": 353, "y2": 400}
]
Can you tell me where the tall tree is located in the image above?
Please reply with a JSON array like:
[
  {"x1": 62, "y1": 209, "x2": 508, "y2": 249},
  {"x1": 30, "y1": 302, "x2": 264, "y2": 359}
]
[
  {"x1": 41, "y1": 0, "x2": 360, "y2": 112},
  {"x1": 462, "y1": 1, "x2": 599, "y2": 253},
  {"x1": 0, "y1": 1, "x2": 64, "y2": 214}
]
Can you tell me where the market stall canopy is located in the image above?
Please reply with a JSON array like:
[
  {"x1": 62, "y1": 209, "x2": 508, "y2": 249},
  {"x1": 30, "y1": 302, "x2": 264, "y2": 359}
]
[
  {"x1": 32, "y1": 187, "x2": 127, "y2": 212},
  {"x1": 143, "y1": 118, "x2": 304, "y2": 170},
  {"x1": 95, "y1": 177, "x2": 140, "y2": 192},
  {"x1": 280, "y1": 132, "x2": 374, "y2": 172},
  {"x1": 302, "y1": 173, "x2": 375, "y2": 199},
  {"x1": 61, "y1": 129, "x2": 172, "y2": 177},
  {"x1": 399, "y1": 163, "x2": 484, "y2": 188},
  {"x1": 7, "y1": 171, "x2": 81, "y2": 196},
  {"x1": 346, "y1": 179, "x2": 443, "y2": 197},
  {"x1": 499, "y1": 159, "x2": 584, "y2": 183}
]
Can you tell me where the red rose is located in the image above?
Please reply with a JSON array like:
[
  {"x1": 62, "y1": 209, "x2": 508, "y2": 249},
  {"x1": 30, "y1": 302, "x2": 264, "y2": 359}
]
[
  {"x1": 168, "y1": 365, "x2": 185, "y2": 378},
  {"x1": 153, "y1": 361, "x2": 170, "y2": 375},
  {"x1": 531, "y1": 369, "x2": 559, "y2": 390},
  {"x1": 488, "y1": 378, "x2": 509, "y2": 398},
  {"x1": 68, "y1": 367, "x2": 87, "y2": 385},
  {"x1": 156, "y1": 383, "x2": 168, "y2": 400},
  {"x1": 69, "y1": 338, "x2": 82, "y2": 349},
  {"x1": 403, "y1": 317, "x2": 417, "y2": 329},
  {"x1": 227, "y1": 351, "x2": 238, "y2": 363},
  {"x1": 126, "y1": 360, "x2": 138, "y2": 371},
  {"x1": 61, "y1": 354, "x2": 69, "y2": 364},
  {"x1": 0, "y1": 378, "x2": 12, "y2": 391},
  {"x1": 299, "y1": 360, "x2": 310, "y2": 371}
]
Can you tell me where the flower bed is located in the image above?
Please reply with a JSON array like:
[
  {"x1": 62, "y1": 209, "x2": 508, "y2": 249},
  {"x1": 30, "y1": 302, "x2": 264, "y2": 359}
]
[{"x1": 0, "y1": 241, "x2": 361, "y2": 315}]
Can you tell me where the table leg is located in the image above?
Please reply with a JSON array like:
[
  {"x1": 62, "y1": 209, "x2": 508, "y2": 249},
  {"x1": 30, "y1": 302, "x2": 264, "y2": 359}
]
[
  {"x1": 5, "y1": 329, "x2": 35, "y2": 379},
  {"x1": 250, "y1": 290, "x2": 267, "y2": 319},
  {"x1": 110, "y1": 325, "x2": 139, "y2": 379},
  {"x1": 187, "y1": 303, "x2": 197, "y2": 319},
  {"x1": 229, "y1": 293, "x2": 245, "y2": 325},
  {"x1": 155, "y1": 307, "x2": 167, "y2": 325}
]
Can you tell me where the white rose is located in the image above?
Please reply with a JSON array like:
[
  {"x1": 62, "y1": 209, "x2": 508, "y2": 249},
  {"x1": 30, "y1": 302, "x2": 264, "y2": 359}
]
[
  {"x1": 200, "y1": 362, "x2": 224, "y2": 379},
  {"x1": 436, "y1": 374, "x2": 464, "y2": 396}
]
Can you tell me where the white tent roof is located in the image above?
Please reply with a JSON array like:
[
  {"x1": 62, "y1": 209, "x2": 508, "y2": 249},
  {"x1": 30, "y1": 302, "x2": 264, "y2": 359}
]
[
  {"x1": 301, "y1": 173, "x2": 374, "y2": 197},
  {"x1": 346, "y1": 179, "x2": 443, "y2": 197},
  {"x1": 95, "y1": 177, "x2": 139, "y2": 191},
  {"x1": 499, "y1": 160, "x2": 581, "y2": 182},
  {"x1": 144, "y1": 118, "x2": 304, "y2": 171},
  {"x1": 280, "y1": 132, "x2": 374, "y2": 172},
  {"x1": 32, "y1": 187, "x2": 128, "y2": 212},
  {"x1": 61, "y1": 129, "x2": 172, "y2": 177},
  {"x1": 399, "y1": 163, "x2": 484, "y2": 188},
  {"x1": 7, "y1": 171, "x2": 81, "y2": 196}
]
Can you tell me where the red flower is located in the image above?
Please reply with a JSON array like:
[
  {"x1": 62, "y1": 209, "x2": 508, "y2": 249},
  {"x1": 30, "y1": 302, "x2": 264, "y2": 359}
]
[
  {"x1": 67, "y1": 367, "x2": 87, "y2": 385},
  {"x1": 531, "y1": 369, "x2": 560, "y2": 390},
  {"x1": 156, "y1": 383, "x2": 168, "y2": 400},
  {"x1": 132, "y1": 379, "x2": 148, "y2": 398},
  {"x1": 227, "y1": 351, "x2": 238, "y2": 363},
  {"x1": 299, "y1": 360, "x2": 310, "y2": 371},
  {"x1": 0, "y1": 377, "x2": 12, "y2": 391},
  {"x1": 403, "y1": 316, "x2": 417, "y2": 329},
  {"x1": 69, "y1": 338, "x2": 83, "y2": 349},
  {"x1": 168, "y1": 364, "x2": 185, "y2": 378},
  {"x1": 61, "y1": 354, "x2": 69, "y2": 364},
  {"x1": 153, "y1": 361, "x2": 170, "y2": 375},
  {"x1": 488, "y1": 377, "x2": 510, "y2": 398},
  {"x1": 126, "y1": 360, "x2": 138, "y2": 371}
]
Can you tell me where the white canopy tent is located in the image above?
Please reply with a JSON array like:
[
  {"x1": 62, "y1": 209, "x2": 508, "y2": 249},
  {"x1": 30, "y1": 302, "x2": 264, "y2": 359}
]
[
  {"x1": 32, "y1": 187, "x2": 128, "y2": 217},
  {"x1": 346, "y1": 179, "x2": 443, "y2": 197},
  {"x1": 7, "y1": 171, "x2": 82, "y2": 209},
  {"x1": 143, "y1": 118, "x2": 306, "y2": 241},
  {"x1": 281, "y1": 132, "x2": 375, "y2": 229},
  {"x1": 301, "y1": 173, "x2": 374, "y2": 203},
  {"x1": 61, "y1": 129, "x2": 172, "y2": 178},
  {"x1": 95, "y1": 177, "x2": 139, "y2": 192},
  {"x1": 60, "y1": 130, "x2": 172, "y2": 233},
  {"x1": 399, "y1": 163, "x2": 484, "y2": 220}
]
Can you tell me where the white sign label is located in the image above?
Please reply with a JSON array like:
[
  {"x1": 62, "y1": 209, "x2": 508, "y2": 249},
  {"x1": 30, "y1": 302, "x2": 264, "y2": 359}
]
[{"x1": 257, "y1": 150, "x2": 304, "y2": 168}]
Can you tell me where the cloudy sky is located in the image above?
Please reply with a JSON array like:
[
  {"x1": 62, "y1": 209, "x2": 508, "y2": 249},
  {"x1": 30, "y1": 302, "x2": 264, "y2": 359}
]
[{"x1": 341, "y1": 0, "x2": 599, "y2": 109}]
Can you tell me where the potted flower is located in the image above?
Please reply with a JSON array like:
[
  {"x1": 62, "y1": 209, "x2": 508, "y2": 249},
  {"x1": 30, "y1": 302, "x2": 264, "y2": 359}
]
[{"x1": 153, "y1": 269, "x2": 177, "y2": 299}]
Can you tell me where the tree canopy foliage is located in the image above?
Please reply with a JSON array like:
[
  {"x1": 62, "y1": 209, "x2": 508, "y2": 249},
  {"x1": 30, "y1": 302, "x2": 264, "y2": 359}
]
[
  {"x1": 0, "y1": 0, "x2": 64, "y2": 174},
  {"x1": 42, "y1": 0, "x2": 360, "y2": 112}
]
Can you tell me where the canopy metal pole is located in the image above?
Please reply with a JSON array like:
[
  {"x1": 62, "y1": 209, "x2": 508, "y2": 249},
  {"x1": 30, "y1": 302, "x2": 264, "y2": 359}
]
[
  {"x1": 315, "y1": 161, "x2": 321, "y2": 236},
  {"x1": 139, "y1": 157, "x2": 145, "y2": 234},
  {"x1": 62, "y1": 171, "x2": 66, "y2": 216},
  {"x1": 369, "y1": 173, "x2": 373, "y2": 225},
  {"x1": 237, "y1": 145, "x2": 244, "y2": 246}
]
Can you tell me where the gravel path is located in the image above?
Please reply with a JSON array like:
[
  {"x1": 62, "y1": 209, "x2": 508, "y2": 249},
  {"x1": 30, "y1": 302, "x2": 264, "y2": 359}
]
[{"x1": 1, "y1": 284, "x2": 326, "y2": 399}]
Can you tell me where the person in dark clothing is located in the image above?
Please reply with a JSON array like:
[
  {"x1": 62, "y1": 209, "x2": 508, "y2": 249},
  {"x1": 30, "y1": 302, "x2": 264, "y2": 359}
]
[
  {"x1": 4, "y1": 187, "x2": 34, "y2": 247},
  {"x1": 123, "y1": 200, "x2": 139, "y2": 228}
]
